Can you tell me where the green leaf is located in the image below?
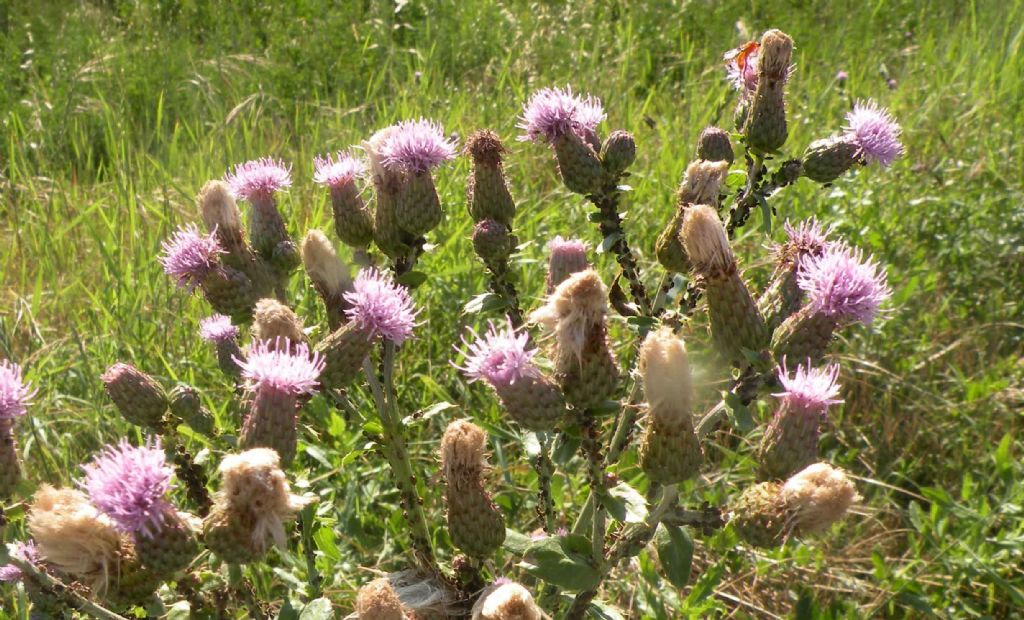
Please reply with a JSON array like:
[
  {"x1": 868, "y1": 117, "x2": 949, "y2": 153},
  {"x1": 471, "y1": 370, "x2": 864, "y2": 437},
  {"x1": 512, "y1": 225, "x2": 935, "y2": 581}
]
[
  {"x1": 396, "y1": 270, "x2": 427, "y2": 288},
  {"x1": 299, "y1": 597, "x2": 335, "y2": 620},
  {"x1": 726, "y1": 169, "x2": 747, "y2": 190},
  {"x1": 303, "y1": 444, "x2": 333, "y2": 469},
  {"x1": 588, "y1": 599, "x2": 627, "y2": 620},
  {"x1": 598, "y1": 232, "x2": 622, "y2": 255},
  {"x1": 722, "y1": 391, "x2": 755, "y2": 433},
  {"x1": 313, "y1": 527, "x2": 341, "y2": 562},
  {"x1": 503, "y1": 529, "x2": 533, "y2": 556},
  {"x1": 164, "y1": 601, "x2": 191, "y2": 620},
  {"x1": 463, "y1": 292, "x2": 508, "y2": 314},
  {"x1": 361, "y1": 420, "x2": 384, "y2": 436},
  {"x1": 519, "y1": 543, "x2": 602, "y2": 592},
  {"x1": 686, "y1": 560, "x2": 724, "y2": 604},
  {"x1": 603, "y1": 482, "x2": 648, "y2": 523},
  {"x1": 654, "y1": 524, "x2": 693, "y2": 588},
  {"x1": 994, "y1": 432, "x2": 1012, "y2": 474}
]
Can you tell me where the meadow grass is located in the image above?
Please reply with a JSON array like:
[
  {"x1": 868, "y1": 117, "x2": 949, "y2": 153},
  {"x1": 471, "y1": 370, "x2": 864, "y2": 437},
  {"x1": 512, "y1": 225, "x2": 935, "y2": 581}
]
[{"x1": 1, "y1": 0, "x2": 1023, "y2": 617}]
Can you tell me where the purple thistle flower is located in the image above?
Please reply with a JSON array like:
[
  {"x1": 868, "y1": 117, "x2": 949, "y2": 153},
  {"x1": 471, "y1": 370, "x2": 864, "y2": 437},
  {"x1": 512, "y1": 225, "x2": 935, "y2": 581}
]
[
  {"x1": 225, "y1": 157, "x2": 292, "y2": 200},
  {"x1": 0, "y1": 360, "x2": 35, "y2": 420},
  {"x1": 313, "y1": 151, "x2": 366, "y2": 188},
  {"x1": 236, "y1": 339, "x2": 324, "y2": 397},
  {"x1": 844, "y1": 100, "x2": 904, "y2": 166},
  {"x1": 517, "y1": 86, "x2": 606, "y2": 143},
  {"x1": 199, "y1": 314, "x2": 239, "y2": 343},
  {"x1": 492, "y1": 576, "x2": 513, "y2": 586},
  {"x1": 835, "y1": 70, "x2": 849, "y2": 82},
  {"x1": 774, "y1": 360, "x2": 843, "y2": 417},
  {"x1": 0, "y1": 541, "x2": 39, "y2": 583},
  {"x1": 81, "y1": 438, "x2": 173, "y2": 538},
  {"x1": 159, "y1": 224, "x2": 224, "y2": 290},
  {"x1": 457, "y1": 321, "x2": 539, "y2": 388},
  {"x1": 379, "y1": 119, "x2": 457, "y2": 174},
  {"x1": 343, "y1": 268, "x2": 418, "y2": 344},
  {"x1": 782, "y1": 219, "x2": 836, "y2": 262},
  {"x1": 798, "y1": 244, "x2": 892, "y2": 325}
]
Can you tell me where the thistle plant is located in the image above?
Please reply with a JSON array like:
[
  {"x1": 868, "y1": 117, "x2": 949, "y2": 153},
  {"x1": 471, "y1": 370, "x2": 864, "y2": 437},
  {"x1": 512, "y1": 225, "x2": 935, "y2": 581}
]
[{"x1": 0, "y1": 26, "x2": 908, "y2": 619}]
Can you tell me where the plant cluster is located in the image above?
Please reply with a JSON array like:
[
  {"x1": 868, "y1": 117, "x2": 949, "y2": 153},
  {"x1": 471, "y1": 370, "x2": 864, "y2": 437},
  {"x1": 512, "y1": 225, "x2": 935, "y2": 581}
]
[{"x1": 1, "y1": 28, "x2": 904, "y2": 619}]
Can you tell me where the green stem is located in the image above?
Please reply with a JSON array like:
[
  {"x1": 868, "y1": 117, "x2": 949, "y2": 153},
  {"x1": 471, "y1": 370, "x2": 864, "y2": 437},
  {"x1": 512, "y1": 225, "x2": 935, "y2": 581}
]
[
  {"x1": 300, "y1": 505, "x2": 322, "y2": 598},
  {"x1": 535, "y1": 431, "x2": 557, "y2": 533},
  {"x1": 724, "y1": 152, "x2": 766, "y2": 237},
  {"x1": 362, "y1": 354, "x2": 437, "y2": 576},
  {"x1": 1, "y1": 555, "x2": 128, "y2": 620}
]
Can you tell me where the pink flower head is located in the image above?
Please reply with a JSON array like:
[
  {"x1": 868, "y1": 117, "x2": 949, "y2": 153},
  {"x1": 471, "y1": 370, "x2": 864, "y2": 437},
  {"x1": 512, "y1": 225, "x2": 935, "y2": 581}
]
[
  {"x1": 81, "y1": 438, "x2": 173, "y2": 537},
  {"x1": 379, "y1": 119, "x2": 457, "y2": 174},
  {"x1": 159, "y1": 224, "x2": 224, "y2": 290},
  {"x1": 798, "y1": 245, "x2": 892, "y2": 325},
  {"x1": 199, "y1": 314, "x2": 239, "y2": 343},
  {"x1": 225, "y1": 157, "x2": 292, "y2": 199},
  {"x1": 236, "y1": 339, "x2": 324, "y2": 397},
  {"x1": 313, "y1": 151, "x2": 366, "y2": 188},
  {"x1": 0, "y1": 360, "x2": 34, "y2": 420},
  {"x1": 844, "y1": 100, "x2": 904, "y2": 166},
  {"x1": 0, "y1": 541, "x2": 39, "y2": 583},
  {"x1": 457, "y1": 321, "x2": 539, "y2": 388},
  {"x1": 517, "y1": 86, "x2": 606, "y2": 143},
  {"x1": 343, "y1": 268, "x2": 418, "y2": 343},
  {"x1": 774, "y1": 360, "x2": 843, "y2": 417},
  {"x1": 492, "y1": 576, "x2": 513, "y2": 586},
  {"x1": 835, "y1": 70, "x2": 849, "y2": 82},
  {"x1": 547, "y1": 236, "x2": 588, "y2": 258}
]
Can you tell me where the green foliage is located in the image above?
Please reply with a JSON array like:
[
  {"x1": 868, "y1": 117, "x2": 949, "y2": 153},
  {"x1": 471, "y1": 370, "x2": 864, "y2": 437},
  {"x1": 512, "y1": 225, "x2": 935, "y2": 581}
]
[{"x1": 2, "y1": 0, "x2": 1023, "y2": 617}]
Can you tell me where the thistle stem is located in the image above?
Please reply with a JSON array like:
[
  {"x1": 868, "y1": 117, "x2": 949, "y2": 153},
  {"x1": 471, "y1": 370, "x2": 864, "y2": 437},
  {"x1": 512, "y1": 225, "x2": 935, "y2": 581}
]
[
  {"x1": 166, "y1": 435, "x2": 212, "y2": 517},
  {"x1": 724, "y1": 152, "x2": 766, "y2": 237},
  {"x1": 535, "y1": 431, "x2": 557, "y2": 533},
  {"x1": 0, "y1": 555, "x2": 128, "y2": 620},
  {"x1": 299, "y1": 505, "x2": 322, "y2": 598},
  {"x1": 590, "y1": 188, "x2": 651, "y2": 314},
  {"x1": 362, "y1": 353, "x2": 437, "y2": 576},
  {"x1": 485, "y1": 260, "x2": 525, "y2": 329}
]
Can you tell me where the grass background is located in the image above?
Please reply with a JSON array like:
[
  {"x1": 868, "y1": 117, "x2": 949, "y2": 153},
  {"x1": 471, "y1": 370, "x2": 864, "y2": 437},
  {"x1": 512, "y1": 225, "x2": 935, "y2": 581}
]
[{"x1": 1, "y1": 0, "x2": 1023, "y2": 617}]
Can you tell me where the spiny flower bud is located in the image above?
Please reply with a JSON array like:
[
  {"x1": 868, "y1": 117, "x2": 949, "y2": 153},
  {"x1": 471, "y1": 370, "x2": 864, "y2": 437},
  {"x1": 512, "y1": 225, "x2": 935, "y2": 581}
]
[
  {"x1": 225, "y1": 157, "x2": 295, "y2": 264},
  {"x1": 638, "y1": 329, "x2": 702, "y2": 484},
  {"x1": 314, "y1": 152, "x2": 374, "y2": 248},
  {"x1": 678, "y1": 160, "x2": 730, "y2": 207},
  {"x1": 465, "y1": 130, "x2": 517, "y2": 226},
  {"x1": 253, "y1": 298, "x2": 308, "y2": 348},
  {"x1": 101, "y1": 363, "x2": 169, "y2": 430},
  {"x1": 356, "y1": 577, "x2": 406, "y2": 620},
  {"x1": 81, "y1": 438, "x2": 199, "y2": 576},
  {"x1": 458, "y1": 321, "x2": 566, "y2": 431},
  {"x1": 236, "y1": 339, "x2": 324, "y2": 466},
  {"x1": 728, "y1": 481, "x2": 786, "y2": 548},
  {"x1": 657, "y1": 160, "x2": 731, "y2": 273},
  {"x1": 519, "y1": 87, "x2": 607, "y2": 196},
  {"x1": 531, "y1": 269, "x2": 620, "y2": 410},
  {"x1": 301, "y1": 229, "x2": 352, "y2": 330},
  {"x1": 198, "y1": 180, "x2": 246, "y2": 254},
  {"x1": 696, "y1": 126, "x2": 735, "y2": 164},
  {"x1": 600, "y1": 130, "x2": 636, "y2": 179},
  {"x1": 28, "y1": 485, "x2": 122, "y2": 594},
  {"x1": 380, "y1": 119, "x2": 457, "y2": 237},
  {"x1": 801, "y1": 136, "x2": 861, "y2": 184},
  {"x1": 758, "y1": 219, "x2": 834, "y2": 331},
  {"x1": 758, "y1": 362, "x2": 842, "y2": 480},
  {"x1": 440, "y1": 420, "x2": 506, "y2": 559},
  {"x1": 200, "y1": 314, "x2": 244, "y2": 379},
  {"x1": 472, "y1": 219, "x2": 514, "y2": 268},
  {"x1": 780, "y1": 462, "x2": 860, "y2": 534},
  {"x1": 203, "y1": 449, "x2": 310, "y2": 564},
  {"x1": 168, "y1": 384, "x2": 216, "y2": 436},
  {"x1": 743, "y1": 29, "x2": 794, "y2": 153},
  {"x1": 365, "y1": 126, "x2": 411, "y2": 259},
  {"x1": 318, "y1": 269, "x2": 417, "y2": 391},
  {"x1": 681, "y1": 206, "x2": 768, "y2": 363},
  {"x1": 1, "y1": 359, "x2": 33, "y2": 499},
  {"x1": 545, "y1": 236, "x2": 589, "y2": 293},
  {"x1": 472, "y1": 582, "x2": 545, "y2": 620},
  {"x1": 772, "y1": 244, "x2": 891, "y2": 364}
]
